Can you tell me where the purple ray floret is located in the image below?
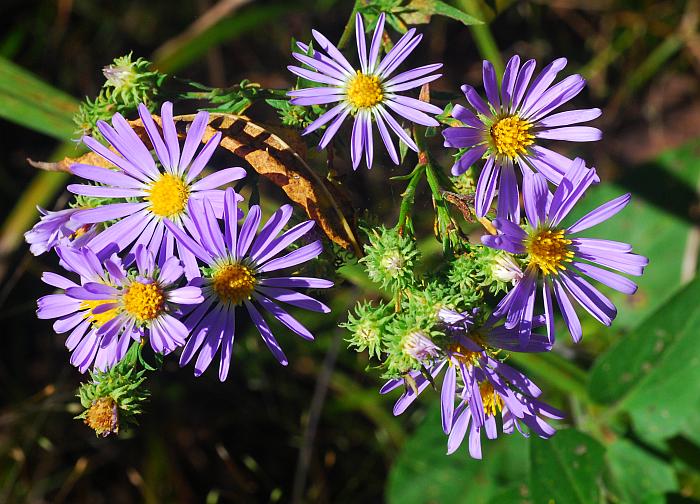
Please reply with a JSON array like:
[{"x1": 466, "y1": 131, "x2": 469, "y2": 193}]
[
  {"x1": 36, "y1": 245, "x2": 203, "y2": 372},
  {"x1": 288, "y1": 13, "x2": 442, "y2": 169},
  {"x1": 482, "y1": 158, "x2": 648, "y2": 345},
  {"x1": 380, "y1": 308, "x2": 560, "y2": 459},
  {"x1": 442, "y1": 55, "x2": 602, "y2": 220},
  {"x1": 25, "y1": 207, "x2": 96, "y2": 256},
  {"x1": 163, "y1": 187, "x2": 333, "y2": 381},
  {"x1": 68, "y1": 101, "x2": 246, "y2": 279}
]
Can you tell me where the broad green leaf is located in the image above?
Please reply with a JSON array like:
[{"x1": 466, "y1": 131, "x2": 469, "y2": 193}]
[
  {"x1": 529, "y1": 429, "x2": 605, "y2": 504},
  {"x1": 588, "y1": 277, "x2": 700, "y2": 440},
  {"x1": 605, "y1": 438, "x2": 678, "y2": 503},
  {"x1": 0, "y1": 56, "x2": 77, "y2": 139},
  {"x1": 386, "y1": 404, "x2": 528, "y2": 504}
]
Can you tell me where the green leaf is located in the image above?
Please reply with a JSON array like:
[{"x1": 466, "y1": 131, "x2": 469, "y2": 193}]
[
  {"x1": 529, "y1": 429, "x2": 605, "y2": 504},
  {"x1": 588, "y1": 277, "x2": 700, "y2": 440},
  {"x1": 386, "y1": 404, "x2": 529, "y2": 504},
  {"x1": 605, "y1": 438, "x2": 678, "y2": 503},
  {"x1": 0, "y1": 56, "x2": 77, "y2": 139}
]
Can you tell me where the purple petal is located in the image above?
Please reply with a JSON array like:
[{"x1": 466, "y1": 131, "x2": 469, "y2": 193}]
[
  {"x1": 511, "y1": 59, "x2": 537, "y2": 111},
  {"x1": 71, "y1": 202, "x2": 146, "y2": 225},
  {"x1": 311, "y1": 29, "x2": 356, "y2": 74},
  {"x1": 373, "y1": 108, "x2": 399, "y2": 164},
  {"x1": 254, "y1": 294, "x2": 314, "y2": 341},
  {"x1": 537, "y1": 108, "x2": 602, "y2": 128},
  {"x1": 572, "y1": 262, "x2": 637, "y2": 294},
  {"x1": 258, "y1": 277, "x2": 333, "y2": 289},
  {"x1": 71, "y1": 164, "x2": 144, "y2": 189},
  {"x1": 501, "y1": 55, "x2": 520, "y2": 106},
  {"x1": 474, "y1": 157, "x2": 498, "y2": 216},
  {"x1": 163, "y1": 218, "x2": 214, "y2": 263},
  {"x1": 482, "y1": 60, "x2": 500, "y2": 109},
  {"x1": 567, "y1": 193, "x2": 630, "y2": 234},
  {"x1": 522, "y1": 172, "x2": 548, "y2": 227},
  {"x1": 368, "y1": 12, "x2": 385, "y2": 71},
  {"x1": 441, "y1": 364, "x2": 456, "y2": 434},
  {"x1": 257, "y1": 241, "x2": 323, "y2": 273},
  {"x1": 552, "y1": 277, "x2": 582, "y2": 342},
  {"x1": 255, "y1": 286, "x2": 330, "y2": 313},
  {"x1": 138, "y1": 103, "x2": 171, "y2": 169},
  {"x1": 350, "y1": 113, "x2": 365, "y2": 170},
  {"x1": 245, "y1": 300, "x2": 288, "y2": 365},
  {"x1": 185, "y1": 131, "x2": 222, "y2": 183},
  {"x1": 303, "y1": 103, "x2": 347, "y2": 136},
  {"x1": 237, "y1": 205, "x2": 262, "y2": 260},
  {"x1": 377, "y1": 106, "x2": 418, "y2": 152},
  {"x1": 318, "y1": 108, "x2": 351, "y2": 149},
  {"x1": 451, "y1": 145, "x2": 487, "y2": 177},
  {"x1": 160, "y1": 102, "x2": 181, "y2": 170},
  {"x1": 460, "y1": 84, "x2": 491, "y2": 117},
  {"x1": 537, "y1": 126, "x2": 602, "y2": 142}
]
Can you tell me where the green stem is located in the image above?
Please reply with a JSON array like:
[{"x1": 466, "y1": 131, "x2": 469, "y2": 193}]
[
  {"x1": 414, "y1": 125, "x2": 458, "y2": 251},
  {"x1": 337, "y1": 0, "x2": 363, "y2": 50},
  {"x1": 396, "y1": 164, "x2": 426, "y2": 235},
  {"x1": 457, "y1": 0, "x2": 504, "y2": 78}
]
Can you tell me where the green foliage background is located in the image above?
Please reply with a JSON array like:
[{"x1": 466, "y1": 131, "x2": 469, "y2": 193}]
[{"x1": 1, "y1": 0, "x2": 699, "y2": 502}]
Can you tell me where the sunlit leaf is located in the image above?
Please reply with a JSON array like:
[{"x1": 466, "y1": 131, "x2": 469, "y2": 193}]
[
  {"x1": 605, "y1": 438, "x2": 678, "y2": 503},
  {"x1": 529, "y1": 429, "x2": 605, "y2": 504},
  {"x1": 588, "y1": 277, "x2": 700, "y2": 440},
  {"x1": 386, "y1": 404, "x2": 529, "y2": 504}
]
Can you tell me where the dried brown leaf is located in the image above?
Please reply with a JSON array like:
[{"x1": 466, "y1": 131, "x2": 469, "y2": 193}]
[{"x1": 29, "y1": 112, "x2": 361, "y2": 256}]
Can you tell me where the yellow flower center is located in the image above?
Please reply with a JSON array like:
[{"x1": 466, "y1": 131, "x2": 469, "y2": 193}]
[
  {"x1": 212, "y1": 263, "x2": 256, "y2": 305},
  {"x1": 489, "y1": 115, "x2": 534, "y2": 159},
  {"x1": 146, "y1": 174, "x2": 189, "y2": 218},
  {"x1": 346, "y1": 72, "x2": 384, "y2": 109},
  {"x1": 81, "y1": 299, "x2": 119, "y2": 327},
  {"x1": 84, "y1": 397, "x2": 119, "y2": 437},
  {"x1": 479, "y1": 382, "x2": 504, "y2": 417},
  {"x1": 123, "y1": 281, "x2": 165, "y2": 322},
  {"x1": 526, "y1": 228, "x2": 574, "y2": 276},
  {"x1": 447, "y1": 343, "x2": 481, "y2": 366}
]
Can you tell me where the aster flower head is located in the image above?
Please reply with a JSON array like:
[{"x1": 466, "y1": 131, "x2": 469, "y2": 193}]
[
  {"x1": 67, "y1": 101, "x2": 246, "y2": 279},
  {"x1": 36, "y1": 245, "x2": 203, "y2": 372},
  {"x1": 288, "y1": 13, "x2": 443, "y2": 169},
  {"x1": 482, "y1": 158, "x2": 649, "y2": 345},
  {"x1": 163, "y1": 188, "x2": 334, "y2": 381},
  {"x1": 25, "y1": 206, "x2": 96, "y2": 256},
  {"x1": 442, "y1": 55, "x2": 602, "y2": 220},
  {"x1": 380, "y1": 308, "x2": 560, "y2": 459}
]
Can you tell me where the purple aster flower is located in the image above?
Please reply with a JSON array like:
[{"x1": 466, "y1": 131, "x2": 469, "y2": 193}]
[
  {"x1": 288, "y1": 13, "x2": 442, "y2": 169},
  {"x1": 380, "y1": 308, "x2": 558, "y2": 459},
  {"x1": 445, "y1": 366, "x2": 563, "y2": 459},
  {"x1": 36, "y1": 245, "x2": 203, "y2": 372},
  {"x1": 67, "y1": 101, "x2": 246, "y2": 279},
  {"x1": 482, "y1": 158, "x2": 649, "y2": 344},
  {"x1": 442, "y1": 55, "x2": 602, "y2": 220},
  {"x1": 163, "y1": 187, "x2": 334, "y2": 381},
  {"x1": 25, "y1": 207, "x2": 96, "y2": 256}
]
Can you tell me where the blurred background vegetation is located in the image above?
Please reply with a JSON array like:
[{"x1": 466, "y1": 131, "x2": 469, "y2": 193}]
[{"x1": 1, "y1": 0, "x2": 700, "y2": 502}]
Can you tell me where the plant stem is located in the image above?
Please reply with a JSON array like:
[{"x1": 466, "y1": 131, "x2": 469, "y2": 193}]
[
  {"x1": 457, "y1": 0, "x2": 504, "y2": 78},
  {"x1": 397, "y1": 164, "x2": 426, "y2": 235},
  {"x1": 337, "y1": 0, "x2": 363, "y2": 49}
]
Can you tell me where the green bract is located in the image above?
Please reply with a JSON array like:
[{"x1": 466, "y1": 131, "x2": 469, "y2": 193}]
[
  {"x1": 76, "y1": 343, "x2": 150, "y2": 437},
  {"x1": 361, "y1": 226, "x2": 420, "y2": 292}
]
